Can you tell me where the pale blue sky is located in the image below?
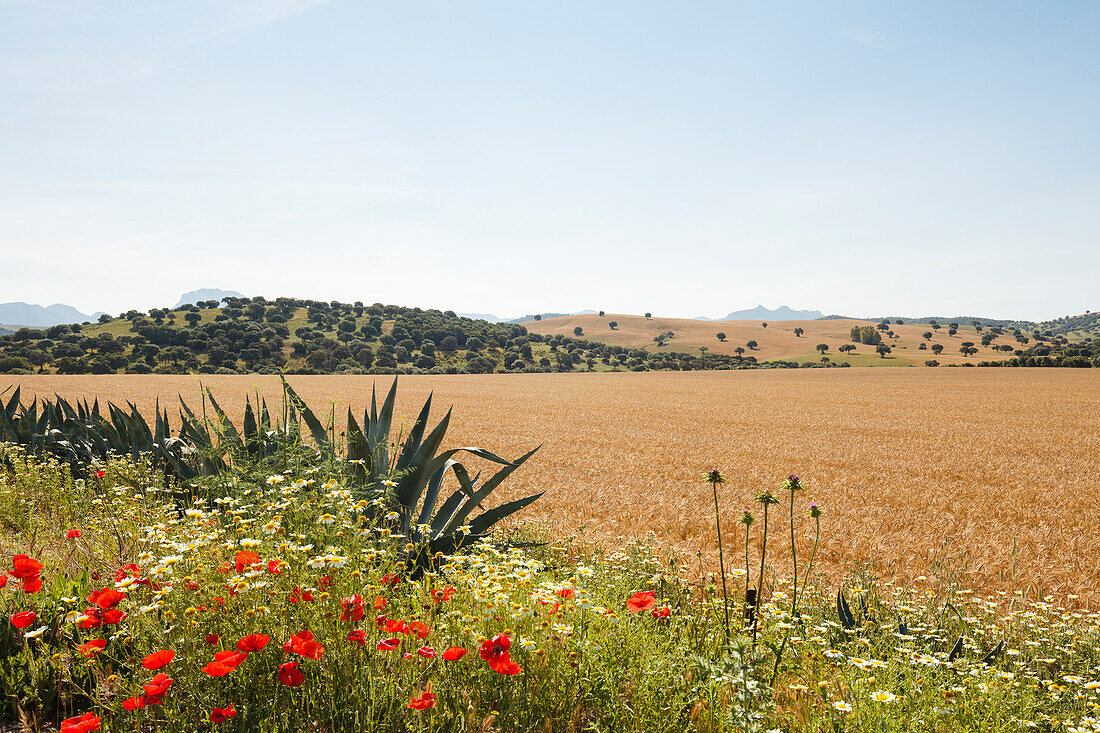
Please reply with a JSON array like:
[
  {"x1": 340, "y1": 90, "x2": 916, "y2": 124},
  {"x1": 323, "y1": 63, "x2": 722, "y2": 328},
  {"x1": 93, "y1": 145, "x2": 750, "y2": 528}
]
[{"x1": 3, "y1": 1, "x2": 1097, "y2": 320}]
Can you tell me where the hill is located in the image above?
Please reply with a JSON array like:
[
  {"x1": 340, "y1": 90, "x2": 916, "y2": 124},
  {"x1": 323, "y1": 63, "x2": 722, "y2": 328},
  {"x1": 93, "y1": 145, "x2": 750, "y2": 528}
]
[
  {"x1": 715, "y1": 304, "x2": 825, "y2": 321},
  {"x1": 524, "y1": 312, "x2": 1097, "y2": 367},
  {"x1": 0, "y1": 297, "x2": 1094, "y2": 375},
  {"x1": 174, "y1": 288, "x2": 246, "y2": 308},
  {"x1": 0, "y1": 302, "x2": 106, "y2": 328}
]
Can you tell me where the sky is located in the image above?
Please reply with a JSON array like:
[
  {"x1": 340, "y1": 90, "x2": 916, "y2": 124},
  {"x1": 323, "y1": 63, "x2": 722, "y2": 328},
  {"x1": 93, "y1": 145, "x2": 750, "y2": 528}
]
[{"x1": 2, "y1": 1, "x2": 1098, "y2": 321}]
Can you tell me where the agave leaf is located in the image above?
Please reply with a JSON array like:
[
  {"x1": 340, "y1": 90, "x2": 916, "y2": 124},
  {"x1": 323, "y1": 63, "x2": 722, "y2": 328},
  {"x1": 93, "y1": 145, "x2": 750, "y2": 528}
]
[
  {"x1": 441, "y1": 446, "x2": 540, "y2": 535},
  {"x1": 980, "y1": 640, "x2": 1004, "y2": 666},
  {"x1": 396, "y1": 393, "x2": 433, "y2": 469},
  {"x1": 205, "y1": 390, "x2": 241, "y2": 447},
  {"x1": 837, "y1": 591, "x2": 856, "y2": 630},
  {"x1": 280, "y1": 376, "x2": 329, "y2": 451},
  {"x1": 468, "y1": 491, "x2": 546, "y2": 536},
  {"x1": 947, "y1": 636, "x2": 964, "y2": 661}
]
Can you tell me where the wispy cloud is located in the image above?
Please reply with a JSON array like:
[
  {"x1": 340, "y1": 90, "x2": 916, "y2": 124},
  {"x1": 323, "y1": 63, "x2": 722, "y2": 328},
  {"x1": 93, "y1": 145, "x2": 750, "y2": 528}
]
[
  {"x1": 840, "y1": 26, "x2": 894, "y2": 49},
  {"x1": 180, "y1": 0, "x2": 339, "y2": 46}
]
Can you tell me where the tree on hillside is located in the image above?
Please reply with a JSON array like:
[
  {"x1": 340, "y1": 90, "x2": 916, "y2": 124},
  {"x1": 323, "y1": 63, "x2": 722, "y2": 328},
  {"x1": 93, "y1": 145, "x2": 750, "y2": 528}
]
[
  {"x1": 184, "y1": 312, "x2": 201, "y2": 327},
  {"x1": 895, "y1": 319, "x2": 904, "y2": 325},
  {"x1": 645, "y1": 312, "x2": 652, "y2": 319},
  {"x1": 816, "y1": 343, "x2": 829, "y2": 355},
  {"x1": 608, "y1": 321, "x2": 618, "y2": 330},
  {"x1": 716, "y1": 332, "x2": 726, "y2": 342},
  {"x1": 598, "y1": 311, "x2": 605, "y2": 317},
  {"x1": 931, "y1": 343, "x2": 944, "y2": 355},
  {"x1": 838, "y1": 344, "x2": 855, "y2": 354},
  {"x1": 746, "y1": 340, "x2": 758, "y2": 350},
  {"x1": 534, "y1": 314, "x2": 542, "y2": 321},
  {"x1": 960, "y1": 342, "x2": 977, "y2": 357},
  {"x1": 574, "y1": 326, "x2": 584, "y2": 336},
  {"x1": 734, "y1": 346, "x2": 745, "y2": 356},
  {"x1": 925, "y1": 360, "x2": 940, "y2": 367},
  {"x1": 932, "y1": 323, "x2": 941, "y2": 331},
  {"x1": 761, "y1": 322, "x2": 768, "y2": 329},
  {"x1": 922, "y1": 331, "x2": 933, "y2": 340},
  {"x1": 875, "y1": 344, "x2": 892, "y2": 358},
  {"x1": 948, "y1": 327, "x2": 958, "y2": 336},
  {"x1": 794, "y1": 327, "x2": 804, "y2": 337}
]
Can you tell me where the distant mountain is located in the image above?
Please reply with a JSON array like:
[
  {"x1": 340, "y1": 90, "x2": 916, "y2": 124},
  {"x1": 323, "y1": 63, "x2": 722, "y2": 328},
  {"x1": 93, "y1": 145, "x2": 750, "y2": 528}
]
[
  {"x1": 175, "y1": 289, "x2": 246, "y2": 308},
  {"x1": 718, "y1": 305, "x2": 825, "y2": 321},
  {"x1": 509, "y1": 309, "x2": 597, "y2": 324},
  {"x1": 457, "y1": 313, "x2": 503, "y2": 322},
  {"x1": 0, "y1": 302, "x2": 107, "y2": 328},
  {"x1": 0, "y1": 325, "x2": 13, "y2": 336}
]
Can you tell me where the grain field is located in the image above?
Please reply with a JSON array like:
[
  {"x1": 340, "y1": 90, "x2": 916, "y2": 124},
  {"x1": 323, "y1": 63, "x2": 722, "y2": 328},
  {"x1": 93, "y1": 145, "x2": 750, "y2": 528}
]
[{"x1": 4, "y1": 370, "x2": 1098, "y2": 600}]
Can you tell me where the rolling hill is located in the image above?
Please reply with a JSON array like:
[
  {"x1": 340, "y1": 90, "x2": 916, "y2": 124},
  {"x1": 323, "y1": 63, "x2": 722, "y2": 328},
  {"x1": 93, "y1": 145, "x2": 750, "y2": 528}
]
[{"x1": 524, "y1": 313, "x2": 1032, "y2": 366}]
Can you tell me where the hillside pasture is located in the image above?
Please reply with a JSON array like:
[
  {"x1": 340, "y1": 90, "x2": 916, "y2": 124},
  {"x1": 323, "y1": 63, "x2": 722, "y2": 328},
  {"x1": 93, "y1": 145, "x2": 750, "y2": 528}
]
[
  {"x1": 525, "y1": 313, "x2": 1013, "y2": 365},
  {"x1": 5, "y1": 369, "x2": 1097, "y2": 602}
]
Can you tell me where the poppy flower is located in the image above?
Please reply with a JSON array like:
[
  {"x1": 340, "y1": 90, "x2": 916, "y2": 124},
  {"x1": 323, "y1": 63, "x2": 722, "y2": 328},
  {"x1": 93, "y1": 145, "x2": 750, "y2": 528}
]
[
  {"x1": 267, "y1": 560, "x2": 283, "y2": 575},
  {"x1": 346, "y1": 629, "x2": 366, "y2": 647},
  {"x1": 205, "y1": 633, "x2": 220, "y2": 646},
  {"x1": 12, "y1": 555, "x2": 43, "y2": 579},
  {"x1": 87, "y1": 587, "x2": 125, "y2": 610},
  {"x1": 374, "y1": 614, "x2": 388, "y2": 630},
  {"x1": 384, "y1": 619, "x2": 409, "y2": 635},
  {"x1": 407, "y1": 691, "x2": 436, "y2": 710},
  {"x1": 21, "y1": 574, "x2": 43, "y2": 594},
  {"x1": 284, "y1": 630, "x2": 324, "y2": 660},
  {"x1": 651, "y1": 606, "x2": 671, "y2": 619},
  {"x1": 277, "y1": 660, "x2": 304, "y2": 687},
  {"x1": 317, "y1": 574, "x2": 333, "y2": 589},
  {"x1": 142, "y1": 650, "x2": 175, "y2": 670},
  {"x1": 142, "y1": 673, "x2": 173, "y2": 698},
  {"x1": 66, "y1": 529, "x2": 82, "y2": 539},
  {"x1": 376, "y1": 637, "x2": 401, "y2": 652},
  {"x1": 380, "y1": 573, "x2": 400, "y2": 587},
  {"x1": 340, "y1": 595, "x2": 364, "y2": 622},
  {"x1": 442, "y1": 647, "x2": 467, "y2": 661},
  {"x1": 78, "y1": 639, "x2": 107, "y2": 658},
  {"x1": 417, "y1": 646, "x2": 436, "y2": 658},
  {"x1": 480, "y1": 634, "x2": 523, "y2": 675},
  {"x1": 236, "y1": 633, "x2": 270, "y2": 653},
  {"x1": 234, "y1": 550, "x2": 260, "y2": 573},
  {"x1": 373, "y1": 596, "x2": 387, "y2": 610},
  {"x1": 100, "y1": 608, "x2": 126, "y2": 625},
  {"x1": 0, "y1": 574, "x2": 7, "y2": 588},
  {"x1": 60, "y1": 712, "x2": 101, "y2": 732},
  {"x1": 626, "y1": 591, "x2": 656, "y2": 613},
  {"x1": 10, "y1": 611, "x2": 36, "y2": 629},
  {"x1": 209, "y1": 704, "x2": 237, "y2": 722},
  {"x1": 409, "y1": 621, "x2": 429, "y2": 639},
  {"x1": 431, "y1": 586, "x2": 456, "y2": 604},
  {"x1": 203, "y1": 661, "x2": 233, "y2": 677},
  {"x1": 556, "y1": 587, "x2": 575, "y2": 599},
  {"x1": 94, "y1": 470, "x2": 106, "y2": 478},
  {"x1": 215, "y1": 650, "x2": 248, "y2": 667},
  {"x1": 121, "y1": 696, "x2": 145, "y2": 711},
  {"x1": 77, "y1": 608, "x2": 102, "y2": 629}
]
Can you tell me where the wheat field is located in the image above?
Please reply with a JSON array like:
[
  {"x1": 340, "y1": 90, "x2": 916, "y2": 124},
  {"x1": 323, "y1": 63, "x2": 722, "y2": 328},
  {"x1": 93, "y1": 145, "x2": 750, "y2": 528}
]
[{"x1": 4, "y1": 369, "x2": 1098, "y2": 600}]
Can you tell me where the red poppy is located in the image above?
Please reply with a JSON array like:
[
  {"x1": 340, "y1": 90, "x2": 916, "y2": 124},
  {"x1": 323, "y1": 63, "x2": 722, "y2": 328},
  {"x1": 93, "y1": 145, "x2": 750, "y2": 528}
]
[
  {"x1": 417, "y1": 646, "x2": 436, "y2": 658},
  {"x1": 60, "y1": 712, "x2": 101, "y2": 732},
  {"x1": 100, "y1": 608, "x2": 126, "y2": 625},
  {"x1": 277, "y1": 660, "x2": 304, "y2": 687},
  {"x1": 267, "y1": 560, "x2": 283, "y2": 575},
  {"x1": 376, "y1": 637, "x2": 401, "y2": 652},
  {"x1": 78, "y1": 639, "x2": 107, "y2": 658},
  {"x1": 21, "y1": 574, "x2": 43, "y2": 594},
  {"x1": 10, "y1": 611, "x2": 36, "y2": 629},
  {"x1": 346, "y1": 629, "x2": 366, "y2": 647},
  {"x1": 480, "y1": 634, "x2": 522, "y2": 675},
  {"x1": 87, "y1": 587, "x2": 125, "y2": 610},
  {"x1": 374, "y1": 614, "x2": 388, "y2": 630},
  {"x1": 409, "y1": 621, "x2": 429, "y2": 639},
  {"x1": 77, "y1": 608, "x2": 102, "y2": 629},
  {"x1": 380, "y1": 573, "x2": 400, "y2": 587},
  {"x1": 407, "y1": 691, "x2": 437, "y2": 710},
  {"x1": 0, "y1": 574, "x2": 7, "y2": 588},
  {"x1": 121, "y1": 696, "x2": 145, "y2": 711},
  {"x1": 442, "y1": 646, "x2": 467, "y2": 661},
  {"x1": 284, "y1": 630, "x2": 324, "y2": 660},
  {"x1": 384, "y1": 619, "x2": 409, "y2": 635},
  {"x1": 234, "y1": 550, "x2": 260, "y2": 573},
  {"x1": 142, "y1": 673, "x2": 173, "y2": 698},
  {"x1": 205, "y1": 633, "x2": 220, "y2": 646},
  {"x1": 626, "y1": 591, "x2": 656, "y2": 613},
  {"x1": 431, "y1": 586, "x2": 456, "y2": 604},
  {"x1": 142, "y1": 650, "x2": 174, "y2": 670},
  {"x1": 236, "y1": 633, "x2": 270, "y2": 653},
  {"x1": 209, "y1": 704, "x2": 237, "y2": 722},
  {"x1": 289, "y1": 587, "x2": 313, "y2": 603},
  {"x1": 94, "y1": 470, "x2": 106, "y2": 478},
  {"x1": 651, "y1": 606, "x2": 671, "y2": 619},
  {"x1": 556, "y1": 587, "x2": 575, "y2": 599},
  {"x1": 66, "y1": 529, "x2": 82, "y2": 539},
  {"x1": 340, "y1": 595, "x2": 364, "y2": 622},
  {"x1": 203, "y1": 661, "x2": 233, "y2": 678},
  {"x1": 317, "y1": 574, "x2": 333, "y2": 589},
  {"x1": 373, "y1": 596, "x2": 387, "y2": 610},
  {"x1": 12, "y1": 555, "x2": 42, "y2": 578}
]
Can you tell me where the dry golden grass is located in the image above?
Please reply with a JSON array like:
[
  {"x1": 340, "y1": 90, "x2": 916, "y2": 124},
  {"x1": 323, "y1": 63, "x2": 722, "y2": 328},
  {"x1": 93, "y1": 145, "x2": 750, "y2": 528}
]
[
  {"x1": 527, "y1": 313, "x2": 1009, "y2": 365},
  {"x1": 5, "y1": 370, "x2": 1099, "y2": 600}
]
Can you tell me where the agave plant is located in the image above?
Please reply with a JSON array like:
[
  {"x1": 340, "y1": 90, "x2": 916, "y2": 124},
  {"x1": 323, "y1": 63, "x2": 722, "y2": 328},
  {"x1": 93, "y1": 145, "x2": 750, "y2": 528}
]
[{"x1": 0, "y1": 377, "x2": 543, "y2": 569}]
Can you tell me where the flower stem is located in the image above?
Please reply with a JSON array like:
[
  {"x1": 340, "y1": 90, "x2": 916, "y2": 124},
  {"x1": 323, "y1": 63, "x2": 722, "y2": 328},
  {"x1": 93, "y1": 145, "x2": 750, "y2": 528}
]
[
  {"x1": 752, "y1": 503, "x2": 769, "y2": 645},
  {"x1": 712, "y1": 482, "x2": 731, "y2": 641}
]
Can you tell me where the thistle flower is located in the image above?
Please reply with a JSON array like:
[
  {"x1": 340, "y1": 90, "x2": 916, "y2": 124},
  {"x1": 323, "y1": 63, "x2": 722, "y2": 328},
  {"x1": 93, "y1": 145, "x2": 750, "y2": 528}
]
[
  {"x1": 784, "y1": 474, "x2": 803, "y2": 491},
  {"x1": 755, "y1": 490, "x2": 779, "y2": 506},
  {"x1": 704, "y1": 469, "x2": 725, "y2": 485},
  {"x1": 808, "y1": 503, "x2": 822, "y2": 518},
  {"x1": 739, "y1": 511, "x2": 755, "y2": 526}
]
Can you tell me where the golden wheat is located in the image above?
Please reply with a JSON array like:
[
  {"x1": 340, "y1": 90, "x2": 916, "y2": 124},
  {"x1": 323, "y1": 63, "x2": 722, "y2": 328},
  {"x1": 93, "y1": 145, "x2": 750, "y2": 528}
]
[{"x1": 4, "y1": 369, "x2": 1098, "y2": 600}]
